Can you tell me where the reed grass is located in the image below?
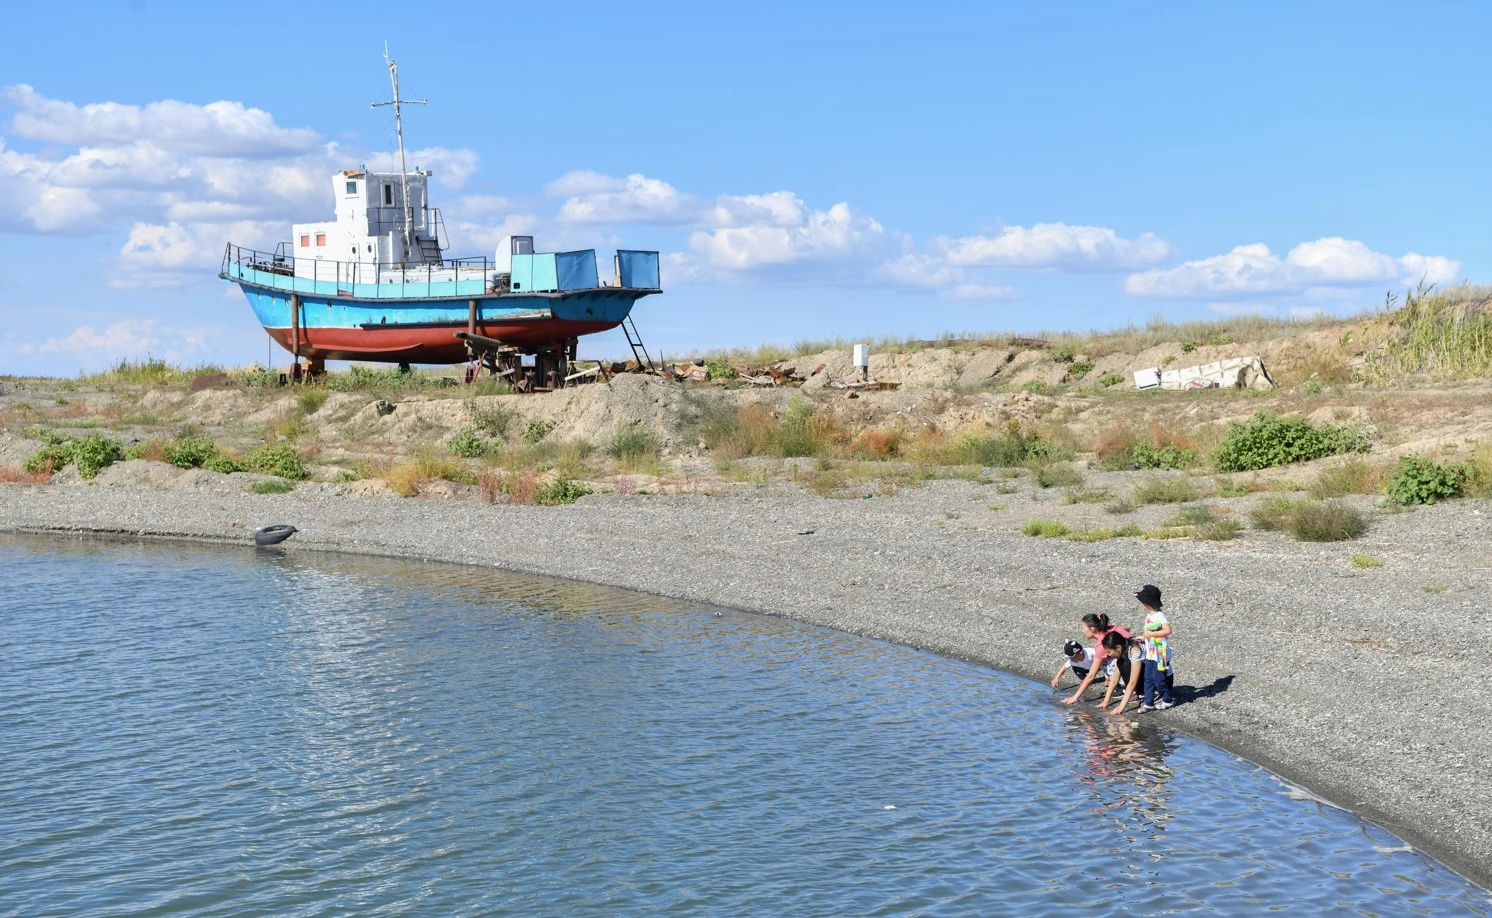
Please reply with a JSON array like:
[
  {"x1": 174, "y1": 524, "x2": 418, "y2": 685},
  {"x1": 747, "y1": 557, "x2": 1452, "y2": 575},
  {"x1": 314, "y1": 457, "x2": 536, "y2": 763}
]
[{"x1": 1365, "y1": 282, "x2": 1492, "y2": 382}]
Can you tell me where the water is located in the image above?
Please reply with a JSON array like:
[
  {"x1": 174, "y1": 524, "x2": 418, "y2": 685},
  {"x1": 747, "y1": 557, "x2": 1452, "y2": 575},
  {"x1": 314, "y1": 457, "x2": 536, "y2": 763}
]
[{"x1": 1, "y1": 536, "x2": 1487, "y2": 916}]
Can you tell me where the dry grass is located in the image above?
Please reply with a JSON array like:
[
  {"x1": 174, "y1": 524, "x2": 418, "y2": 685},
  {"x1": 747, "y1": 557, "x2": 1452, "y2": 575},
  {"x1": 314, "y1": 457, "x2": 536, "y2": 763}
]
[
  {"x1": 1308, "y1": 458, "x2": 1388, "y2": 498},
  {"x1": 850, "y1": 426, "x2": 905, "y2": 459},
  {"x1": 377, "y1": 451, "x2": 476, "y2": 497},
  {"x1": 0, "y1": 463, "x2": 50, "y2": 484},
  {"x1": 478, "y1": 468, "x2": 541, "y2": 504},
  {"x1": 1133, "y1": 476, "x2": 1204, "y2": 504},
  {"x1": 691, "y1": 311, "x2": 1354, "y2": 366}
]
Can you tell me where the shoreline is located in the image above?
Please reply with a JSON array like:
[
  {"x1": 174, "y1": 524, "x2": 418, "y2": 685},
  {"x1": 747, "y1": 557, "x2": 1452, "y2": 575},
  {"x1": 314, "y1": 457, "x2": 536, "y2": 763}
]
[{"x1": 4, "y1": 480, "x2": 1491, "y2": 891}]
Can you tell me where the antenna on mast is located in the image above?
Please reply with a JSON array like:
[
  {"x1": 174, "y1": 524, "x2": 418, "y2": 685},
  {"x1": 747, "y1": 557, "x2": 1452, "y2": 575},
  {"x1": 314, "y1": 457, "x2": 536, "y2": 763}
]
[{"x1": 371, "y1": 45, "x2": 426, "y2": 260}]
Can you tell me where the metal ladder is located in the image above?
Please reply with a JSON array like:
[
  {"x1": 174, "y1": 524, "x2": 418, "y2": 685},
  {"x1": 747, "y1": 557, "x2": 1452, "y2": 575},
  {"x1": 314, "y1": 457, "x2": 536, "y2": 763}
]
[
  {"x1": 415, "y1": 236, "x2": 442, "y2": 263},
  {"x1": 621, "y1": 315, "x2": 656, "y2": 372}
]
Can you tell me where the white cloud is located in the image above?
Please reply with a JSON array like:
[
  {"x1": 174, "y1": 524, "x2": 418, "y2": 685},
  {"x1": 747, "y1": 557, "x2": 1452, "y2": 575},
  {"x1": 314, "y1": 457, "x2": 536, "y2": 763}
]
[
  {"x1": 689, "y1": 201, "x2": 889, "y2": 272},
  {"x1": 366, "y1": 146, "x2": 479, "y2": 190},
  {"x1": 4, "y1": 84, "x2": 321, "y2": 157},
  {"x1": 555, "y1": 172, "x2": 701, "y2": 225},
  {"x1": 1125, "y1": 237, "x2": 1461, "y2": 298},
  {"x1": 115, "y1": 219, "x2": 281, "y2": 287},
  {"x1": 0, "y1": 85, "x2": 490, "y2": 285},
  {"x1": 19, "y1": 317, "x2": 212, "y2": 366},
  {"x1": 939, "y1": 223, "x2": 1174, "y2": 271},
  {"x1": 945, "y1": 283, "x2": 1018, "y2": 301},
  {"x1": 545, "y1": 169, "x2": 626, "y2": 197}
]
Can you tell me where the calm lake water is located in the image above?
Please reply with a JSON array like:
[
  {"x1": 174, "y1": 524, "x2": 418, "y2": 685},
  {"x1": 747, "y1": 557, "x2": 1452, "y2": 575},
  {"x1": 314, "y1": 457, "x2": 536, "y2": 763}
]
[{"x1": 1, "y1": 535, "x2": 1487, "y2": 916}]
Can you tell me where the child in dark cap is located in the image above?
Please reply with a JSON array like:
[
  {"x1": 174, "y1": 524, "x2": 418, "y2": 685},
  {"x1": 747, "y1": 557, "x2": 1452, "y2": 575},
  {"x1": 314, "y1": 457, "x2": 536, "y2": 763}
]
[
  {"x1": 1134, "y1": 584, "x2": 1175, "y2": 712},
  {"x1": 1050, "y1": 639, "x2": 1095, "y2": 689}
]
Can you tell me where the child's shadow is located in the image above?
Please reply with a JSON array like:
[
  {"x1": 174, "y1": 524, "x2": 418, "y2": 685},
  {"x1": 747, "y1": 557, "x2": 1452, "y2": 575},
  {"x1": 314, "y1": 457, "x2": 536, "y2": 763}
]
[{"x1": 1172, "y1": 675, "x2": 1235, "y2": 704}]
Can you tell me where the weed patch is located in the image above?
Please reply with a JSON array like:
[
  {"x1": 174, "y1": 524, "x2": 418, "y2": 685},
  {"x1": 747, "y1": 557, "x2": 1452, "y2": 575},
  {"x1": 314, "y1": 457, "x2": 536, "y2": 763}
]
[
  {"x1": 245, "y1": 443, "x2": 308, "y2": 480},
  {"x1": 1022, "y1": 519, "x2": 1071, "y2": 537},
  {"x1": 1289, "y1": 500, "x2": 1369, "y2": 541},
  {"x1": 1133, "y1": 476, "x2": 1202, "y2": 504},
  {"x1": 1386, "y1": 455, "x2": 1470, "y2": 505},
  {"x1": 249, "y1": 479, "x2": 296, "y2": 494},
  {"x1": 1213, "y1": 412, "x2": 1369, "y2": 472},
  {"x1": 1033, "y1": 462, "x2": 1082, "y2": 488},
  {"x1": 23, "y1": 432, "x2": 123, "y2": 479},
  {"x1": 537, "y1": 476, "x2": 592, "y2": 505}
]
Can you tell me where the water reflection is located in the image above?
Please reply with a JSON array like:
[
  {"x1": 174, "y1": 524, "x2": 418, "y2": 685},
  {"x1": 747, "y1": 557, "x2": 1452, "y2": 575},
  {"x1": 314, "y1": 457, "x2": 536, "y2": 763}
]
[{"x1": 3, "y1": 534, "x2": 1490, "y2": 917}]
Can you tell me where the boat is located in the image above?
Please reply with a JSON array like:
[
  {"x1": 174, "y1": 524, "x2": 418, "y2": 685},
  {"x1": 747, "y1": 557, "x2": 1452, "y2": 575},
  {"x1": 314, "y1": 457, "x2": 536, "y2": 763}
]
[{"x1": 219, "y1": 53, "x2": 661, "y2": 389}]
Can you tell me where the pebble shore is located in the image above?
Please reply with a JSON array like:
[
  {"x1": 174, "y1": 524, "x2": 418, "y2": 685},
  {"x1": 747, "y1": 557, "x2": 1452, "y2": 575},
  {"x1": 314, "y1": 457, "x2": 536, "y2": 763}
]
[{"x1": 3, "y1": 479, "x2": 1490, "y2": 890}]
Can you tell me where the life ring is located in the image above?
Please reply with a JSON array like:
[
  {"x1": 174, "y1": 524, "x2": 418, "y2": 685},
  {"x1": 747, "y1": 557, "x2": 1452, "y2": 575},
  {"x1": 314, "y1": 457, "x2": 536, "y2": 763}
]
[{"x1": 254, "y1": 524, "x2": 298, "y2": 547}]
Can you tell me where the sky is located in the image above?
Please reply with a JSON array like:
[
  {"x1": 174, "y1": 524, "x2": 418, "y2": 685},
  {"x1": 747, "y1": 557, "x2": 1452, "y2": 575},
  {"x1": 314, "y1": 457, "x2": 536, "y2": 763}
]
[{"x1": 1, "y1": 1, "x2": 1488, "y2": 374}]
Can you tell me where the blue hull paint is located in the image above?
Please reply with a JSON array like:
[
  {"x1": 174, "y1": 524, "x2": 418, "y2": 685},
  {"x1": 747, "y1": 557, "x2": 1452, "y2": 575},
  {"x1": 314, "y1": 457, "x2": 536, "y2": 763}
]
[{"x1": 229, "y1": 278, "x2": 652, "y2": 363}]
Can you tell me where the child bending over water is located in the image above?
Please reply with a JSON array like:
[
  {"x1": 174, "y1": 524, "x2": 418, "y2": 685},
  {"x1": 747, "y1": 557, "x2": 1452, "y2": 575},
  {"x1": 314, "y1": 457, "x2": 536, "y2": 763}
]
[{"x1": 1060, "y1": 613, "x2": 1131, "y2": 705}]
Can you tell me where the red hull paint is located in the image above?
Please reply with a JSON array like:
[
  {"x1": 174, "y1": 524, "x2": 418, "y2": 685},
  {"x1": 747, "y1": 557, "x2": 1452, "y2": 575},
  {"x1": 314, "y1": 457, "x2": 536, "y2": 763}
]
[{"x1": 266, "y1": 319, "x2": 620, "y2": 363}]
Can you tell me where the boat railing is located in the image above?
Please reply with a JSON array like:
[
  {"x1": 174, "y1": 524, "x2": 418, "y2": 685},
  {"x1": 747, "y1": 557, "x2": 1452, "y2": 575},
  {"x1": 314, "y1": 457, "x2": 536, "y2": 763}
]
[{"x1": 220, "y1": 243, "x2": 494, "y2": 300}]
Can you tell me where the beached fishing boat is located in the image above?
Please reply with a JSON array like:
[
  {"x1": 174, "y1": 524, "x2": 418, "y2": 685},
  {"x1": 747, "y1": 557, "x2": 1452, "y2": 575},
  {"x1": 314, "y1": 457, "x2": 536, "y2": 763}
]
[{"x1": 219, "y1": 55, "x2": 661, "y2": 389}]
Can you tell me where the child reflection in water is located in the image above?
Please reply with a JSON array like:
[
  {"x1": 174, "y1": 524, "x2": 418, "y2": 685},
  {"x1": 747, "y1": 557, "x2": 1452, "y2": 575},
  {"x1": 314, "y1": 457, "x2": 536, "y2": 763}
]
[{"x1": 1064, "y1": 704, "x2": 1177, "y2": 823}]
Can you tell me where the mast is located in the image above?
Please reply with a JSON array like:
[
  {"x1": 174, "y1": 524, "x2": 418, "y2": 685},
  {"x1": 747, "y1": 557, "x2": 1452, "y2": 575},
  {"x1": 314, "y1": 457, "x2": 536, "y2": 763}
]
[{"x1": 371, "y1": 46, "x2": 426, "y2": 260}]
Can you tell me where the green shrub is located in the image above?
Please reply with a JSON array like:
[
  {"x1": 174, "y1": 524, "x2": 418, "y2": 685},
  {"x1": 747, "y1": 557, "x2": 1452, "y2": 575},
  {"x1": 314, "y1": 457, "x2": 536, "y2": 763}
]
[
  {"x1": 704, "y1": 357, "x2": 734, "y2": 380},
  {"x1": 1098, "y1": 373, "x2": 1125, "y2": 388},
  {"x1": 1067, "y1": 361, "x2": 1094, "y2": 380},
  {"x1": 249, "y1": 479, "x2": 296, "y2": 494},
  {"x1": 467, "y1": 402, "x2": 516, "y2": 439},
  {"x1": 245, "y1": 443, "x2": 307, "y2": 480},
  {"x1": 1249, "y1": 496, "x2": 1299, "y2": 531},
  {"x1": 608, "y1": 424, "x2": 661, "y2": 462},
  {"x1": 536, "y1": 476, "x2": 592, "y2": 505},
  {"x1": 1181, "y1": 341, "x2": 1198, "y2": 354},
  {"x1": 1133, "y1": 476, "x2": 1201, "y2": 504},
  {"x1": 296, "y1": 388, "x2": 329, "y2": 414},
  {"x1": 1386, "y1": 455, "x2": 1469, "y2": 505},
  {"x1": 1350, "y1": 554, "x2": 1382, "y2": 568},
  {"x1": 1288, "y1": 500, "x2": 1369, "y2": 542},
  {"x1": 1022, "y1": 519, "x2": 1070, "y2": 537},
  {"x1": 204, "y1": 455, "x2": 244, "y2": 474},
  {"x1": 1213, "y1": 413, "x2": 1369, "y2": 472},
  {"x1": 1051, "y1": 346, "x2": 1076, "y2": 364},
  {"x1": 952, "y1": 423, "x2": 1065, "y2": 468},
  {"x1": 24, "y1": 433, "x2": 122, "y2": 479},
  {"x1": 1021, "y1": 380, "x2": 1054, "y2": 395},
  {"x1": 448, "y1": 427, "x2": 489, "y2": 459},
  {"x1": 23, "y1": 433, "x2": 74, "y2": 475},
  {"x1": 522, "y1": 419, "x2": 557, "y2": 443},
  {"x1": 164, "y1": 435, "x2": 218, "y2": 469},
  {"x1": 1034, "y1": 462, "x2": 1083, "y2": 488},
  {"x1": 1129, "y1": 443, "x2": 1196, "y2": 471},
  {"x1": 1195, "y1": 518, "x2": 1243, "y2": 541},
  {"x1": 71, "y1": 434, "x2": 123, "y2": 479}
]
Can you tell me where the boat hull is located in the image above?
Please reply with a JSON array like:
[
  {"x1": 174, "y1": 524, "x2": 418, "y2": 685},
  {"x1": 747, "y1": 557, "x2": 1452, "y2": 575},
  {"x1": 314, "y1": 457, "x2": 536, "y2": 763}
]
[{"x1": 232, "y1": 282, "x2": 652, "y2": 364}]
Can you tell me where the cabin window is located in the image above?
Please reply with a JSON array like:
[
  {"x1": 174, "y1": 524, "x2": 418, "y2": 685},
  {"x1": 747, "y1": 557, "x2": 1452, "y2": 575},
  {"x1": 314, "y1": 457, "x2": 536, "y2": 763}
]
[
  {"x1": 315, "y1": 233, "x2": 327, "y2": 247},
  {"x1": 299, "y1": 235, "x2": 310, "y2": 247},
  {"x1": 382, "y1": 183, "x2": 394, "y2": 206},
  {"x1": 345, "y1": 180, "x2": 358, "y2": 195}
]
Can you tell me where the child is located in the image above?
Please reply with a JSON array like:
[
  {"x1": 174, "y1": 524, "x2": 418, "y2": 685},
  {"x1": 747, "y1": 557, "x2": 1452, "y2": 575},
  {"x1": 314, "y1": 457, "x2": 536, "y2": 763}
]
[
  {"x1": 1099, "y1": 630, "x2": 1144, "y2": 714},
  {"x1": 1060, "y1": 613, "x2": 1131, "y2": 705},
  {"x1": 1050, "y1": 639, "x2": 1095, "y2": 689},
  {"x1": 1135, "y1": 584, "x2": 1175, "y2": 712}
]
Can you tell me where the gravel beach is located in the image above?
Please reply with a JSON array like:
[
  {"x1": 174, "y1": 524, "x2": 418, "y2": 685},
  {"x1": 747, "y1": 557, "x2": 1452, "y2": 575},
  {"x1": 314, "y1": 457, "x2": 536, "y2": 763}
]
[{"x1": 4, "y1": 479, "x2": 1490, "y2": 890}]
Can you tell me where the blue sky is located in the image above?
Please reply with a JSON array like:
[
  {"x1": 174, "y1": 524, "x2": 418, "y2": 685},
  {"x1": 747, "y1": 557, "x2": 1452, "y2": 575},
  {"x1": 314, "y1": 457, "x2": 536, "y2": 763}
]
[{"x1": 1, "y1": 1, "x2": 1487, "y2": 374}]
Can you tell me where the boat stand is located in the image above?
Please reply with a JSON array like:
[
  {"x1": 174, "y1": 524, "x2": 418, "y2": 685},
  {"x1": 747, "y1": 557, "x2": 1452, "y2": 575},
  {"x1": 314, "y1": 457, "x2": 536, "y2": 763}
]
[{"x1": 457, "y1": 333, "x2": 577, "y2": 391}]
